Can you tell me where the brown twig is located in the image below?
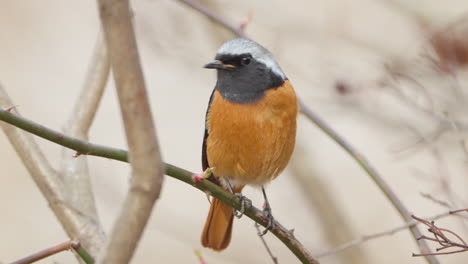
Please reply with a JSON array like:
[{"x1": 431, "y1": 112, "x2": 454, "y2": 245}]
[
  {"x1": 412, "y1": 214, "x2": 468, "y2": 256},
  {"x1": 450, "y1": 208, "x2": 468, "y2": 214},
  {"x1": 9, "y1": 240, "x2": 87, "y2": 264},
  {"x1": 97, "y1": 0, "x2": 165, "y2": 263},
  {"x1": 316, "y1": 210, "x2": 455, "y2": 258}
]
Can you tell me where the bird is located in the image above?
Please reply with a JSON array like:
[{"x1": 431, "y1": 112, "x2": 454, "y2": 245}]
[{"x1": 200, "y1": 38, "x2": 298, "y2": 251}]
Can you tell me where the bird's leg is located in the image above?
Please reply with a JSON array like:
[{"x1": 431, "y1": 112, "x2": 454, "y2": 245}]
[
  {"x1": 259, "y1": 186, "x2": 275, "y2": 236},
  {"x1": 224, "y1": 178, "x2": 250, "y2": 219}
]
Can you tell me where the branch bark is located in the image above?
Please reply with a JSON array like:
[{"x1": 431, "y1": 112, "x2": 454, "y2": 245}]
[
  {"x1": 60, "y1": 30, "x2": 110, "y2": 224},
  {"x1": 96, "y1": 0, "x2": 165, "y2": 263}
]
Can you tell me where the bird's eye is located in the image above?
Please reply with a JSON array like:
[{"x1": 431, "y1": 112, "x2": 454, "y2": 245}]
[{"x1": 241, "y1": 57, "x2": 251, "y2": 65}]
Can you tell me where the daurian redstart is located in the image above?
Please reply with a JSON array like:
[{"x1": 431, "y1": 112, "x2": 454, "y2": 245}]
[{"x1": 201, "y1": 38, "x2": 298, "y2": 251}]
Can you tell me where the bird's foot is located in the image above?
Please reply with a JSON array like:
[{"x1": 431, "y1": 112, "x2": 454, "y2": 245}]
[
  {"x1": 233, "y1": 194, "x2": 251, "y2": 219},
  {"x1": 191, "y1": 167, "x2": 215, "y2": 183},
  {"x1": 259, "y1": 202, "x2": 275, "y2": 236}
]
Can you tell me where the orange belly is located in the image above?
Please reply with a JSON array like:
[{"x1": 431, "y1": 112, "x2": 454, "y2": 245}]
[{"x1": 206, "y1": 80, "x2": 298, "y2": 187}]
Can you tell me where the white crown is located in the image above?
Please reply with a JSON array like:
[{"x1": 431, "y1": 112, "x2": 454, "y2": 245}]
[{"x1": 217, "y1": 38, "x2": 286, "y2": 79}]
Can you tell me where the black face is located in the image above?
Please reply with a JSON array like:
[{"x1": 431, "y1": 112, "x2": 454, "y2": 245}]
[{"x1": 212, "y1": 53, "x2": 285, "y2": 104}]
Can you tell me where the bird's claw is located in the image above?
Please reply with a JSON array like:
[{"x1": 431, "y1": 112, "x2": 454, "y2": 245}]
[
  {"x1": 259, "y1": 203, "x2": 274, "y2": 236},
  {"x1": 233, "y1": 194, "x2": 251, "y2": 219}
]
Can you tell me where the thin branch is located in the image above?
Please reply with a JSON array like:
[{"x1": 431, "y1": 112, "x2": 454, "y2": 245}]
[
  {"x1": 420, "y1": 192, "x2": 453, "y2": 209},
  {"x1": 0, "y1": 105, "x2": 319, "y2": 264},
  {"x1": 0, "y1": 85, "x2": 105, "y2": 256},
  {"x1": 97, "y1": 0, "x2": 164, "y2": 263},
  {"x1": 177, "y1": 0, "x2": 247, "y2": 38},
  {"x1": 74, "y1": 242, "x2": 95, "y2": 264},
  {"x1": 298, "y1": 99, "x2": 438, "y2": 264},
  {"x1": 65, "y1": 31, "x2": 109, "y2": 138},
  {"x1": 450, "y1": 208, "x2": 468, "y2": 214},
  {"x1": 9, "y1": 240, "x2": 93, "y2": 264},
  {"x1": 412, "y1": 214, "x2": 468, "y2": 256},
  {"x1": 316, "y1": 210, "x2": 455, "y2": 258},
  {"x1": 60, "y1": 30, "x2": 110, "y2": 224},
  {"x1": 255, "y1": 223, "x2": 279, "y2": 264}
]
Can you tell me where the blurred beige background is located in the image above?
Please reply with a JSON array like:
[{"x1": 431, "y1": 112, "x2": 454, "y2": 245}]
[{"x1": 1, "y1": 0, "x2": 468, "y2": 263}]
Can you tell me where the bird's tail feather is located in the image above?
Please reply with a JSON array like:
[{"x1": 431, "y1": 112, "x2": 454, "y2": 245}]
[{"x1": 201, "y1": 186, "x2": 244, "y2": 251}]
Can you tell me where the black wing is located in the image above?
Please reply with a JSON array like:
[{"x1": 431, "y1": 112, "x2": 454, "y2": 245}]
[{"x1": 202, "y1": 89, "x2": 215, "y2": 171}]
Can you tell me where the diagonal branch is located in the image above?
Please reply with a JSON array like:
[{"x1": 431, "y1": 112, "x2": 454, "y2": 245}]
[
  {"x1": 177, "y1": 0, "x2": 247, "y2": 38},
  {"x1": 9, "y1": 240, "x2": 93, "y2": 264},
  {"x1": 299, "y1": 99, "x2": 438, "y2": 264},
  {"x1": 60, "y1": 30, "x2": 110, "y2": 223},
  {"x1": 0, "y1": 103, "x2": 319, "y2": 264},
  {"x1": 0, "y1": 86, "x2": 106, "y2": 256},
  {"x1": 315, "y1": 210, "x2": 457, "y2": 258},
  {"x1": 96, "y1": 0, "x2": 165, "y2": 263}
]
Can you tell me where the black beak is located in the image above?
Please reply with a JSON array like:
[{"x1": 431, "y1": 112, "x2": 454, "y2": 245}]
[{"x1": 204, "y1": 60, "x2": 235, "y2": 70}]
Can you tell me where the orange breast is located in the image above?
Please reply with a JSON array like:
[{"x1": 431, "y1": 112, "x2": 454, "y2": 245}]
[{"x1": 206, "y1": 80, "x2": 298, "y2": 187}]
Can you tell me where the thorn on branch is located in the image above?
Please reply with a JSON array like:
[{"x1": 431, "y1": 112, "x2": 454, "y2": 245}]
[
  {"x1": 289, "y1": 228, "x2": 295, "y2": 235},
  {"x1": 5, "y1": 105, "x2": 18, "y2": 112},
  {"x1": 411, "y1": 213, "x2": 468, "y2": 256}
]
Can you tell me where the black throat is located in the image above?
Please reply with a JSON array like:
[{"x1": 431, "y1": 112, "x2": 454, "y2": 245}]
[{"x1": 214, "y1": 61, "x2": 285, "y2": 104}]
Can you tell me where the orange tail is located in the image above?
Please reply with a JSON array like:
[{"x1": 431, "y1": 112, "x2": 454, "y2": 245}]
[
  {"x1": 201, "y1": 186, "x2": 244, "y2": 251},
  {"x1": 201, "y1": 197, "x2": 234, "y2": 251}
]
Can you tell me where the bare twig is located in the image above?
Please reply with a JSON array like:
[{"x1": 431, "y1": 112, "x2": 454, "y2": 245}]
[
  {"x1": 177, "y1": 0, "x2": 247, "y2": 38},
  {"x1": 9, "y1": 240, "x2": 93, "y2": 264},
  {"x1": 60, "y1": 30, "x2": 110, "y2": 224},
  {"x1": 0, "y1": 107, "x2": 319, "y2": 264},
  {"x1": 420, "y1": 192, "x2": 453, "y2": 209},
  {"x1": 65, "y1": 31, "x2": 109, "y2": 138},
  {"x1": 0, "y1": 85, "x2": 105, "y2": 256},
  {"x1": 255, "y1": 223, "x2": 279, "y2": 264},
  {"x1": 97, "y1": 0, "x2": 165, "y2": 263},
  {"x1": 316, "y1": 210, "x2": 455, "y2": 258},
  {"x1": 450, "y1": 208, "x2": 468, "y2": 214},
  {"x1": 412, "y1": 214, "x2": 468, "y2": 256}
]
